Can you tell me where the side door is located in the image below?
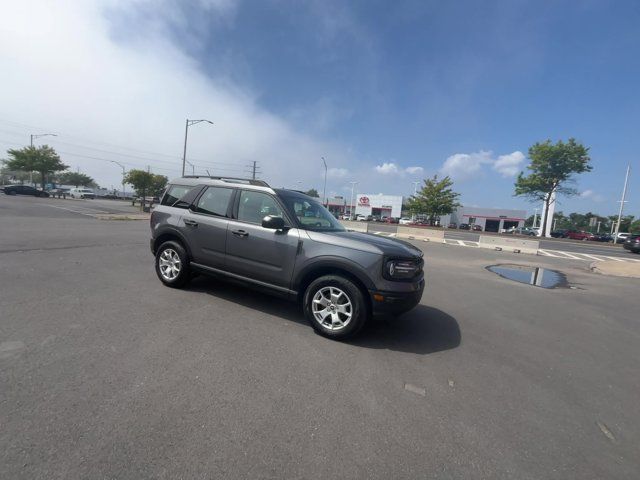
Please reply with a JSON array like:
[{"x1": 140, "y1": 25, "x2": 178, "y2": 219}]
[
  {"x1": 181, "y1": 186, "x2": 235, "y2": 269},
  {"x1": 225, "y1": 189, "x2": 300, "y2": 291}
]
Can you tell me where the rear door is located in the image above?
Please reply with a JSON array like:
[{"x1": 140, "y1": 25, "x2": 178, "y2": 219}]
[
  {"x1": 225, "y1": 189, "x2": 300, "y2": 290},
  {"x1": 181, "y1": 186, "x2": 234, "y2": 269}
]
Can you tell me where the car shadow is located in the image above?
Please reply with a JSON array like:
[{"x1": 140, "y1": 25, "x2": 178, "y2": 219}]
[{"x1": 186, "y1": 276, "x2": 461, "y2": 356}]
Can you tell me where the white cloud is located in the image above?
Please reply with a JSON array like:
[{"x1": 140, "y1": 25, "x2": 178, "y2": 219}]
[
  {"x1": 327, "y1": 167, "x2": 348, "y2": 178},
  {"x1": 440, "y1": 151, "x2": 493, "y2": 181},
  {"x1": 405, "y1": 166, "x2": 424, "y2": 175},
  {"x1": 374, "y1": 162, "x2": 424, "y2": 176},
  {"x1": 493, "y1": 151, "x2": 525, "y2": 177},
  {"x1": 0, "y1": 0, "x2": 355, "y2": 190},
  {"x1": 375, "y1": 162, "x2": 400, "y2": 174},
  {"x1": 440, "y1": 150, "x2": 524, "y2": 181},
  {"x1": 580, "y1": 190, "x2": 605, "y2": 202}
]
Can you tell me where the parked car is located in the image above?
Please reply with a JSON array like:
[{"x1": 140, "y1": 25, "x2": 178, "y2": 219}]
[
  {"x1": 3, "y1": 185, "x2": 49, "y2": 197},
  {"x1": 150, "y1": 177, "x2": 425, "y2": 340},
  {"x1": 356, "y1": 214, "x2": 371, "y2": 222},
  {"x1": 591, "y1": 233, "x2": 612, "y2": 242},
  {"x1": 458, "y1": 223, "x2": 470, "y2": 230},
  {"x1": 550, "y1": 229, "x2": 568, "y2": 238},
  {"x1": 398, "y1": 217, "x2": 412, "y2": 225},
  {"x1": 615, "y1": 233, "x2": 630, "y2": 244},
  {"x1": 471, "y1": 224, "x2": 483, "y2": 232},
  {"x1": 386, "y1": 217, "x2": 398, "y2": 224},
  {"x1": 69, "y1": 187, "x2": 95, "y2": 199},
  {"x1": 447, "y1": 222, "x2": 457, "y2": 228},
  {"x1": 565, "y1": 230, "x2": 595, "y2": 241},
  {"x1": 623, "y1": 235, "x2": 640, "y2": 253}
]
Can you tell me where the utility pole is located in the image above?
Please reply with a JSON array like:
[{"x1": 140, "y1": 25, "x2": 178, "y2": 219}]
[
  {"x1": 533, "y1": 207, "x2": 539, "y2": 228},
  {"x1": 411, "y1": 181, "x2": 420, "y2": 221},
  {"x1": 109, "y1": 161, "x2": 126, "y2": 198},
  {"x1": 349, "y1": 181, "x2": 358, "y2": 220},
  {"x1": 29, "y1": 133, "x2": 57, "y2": 185},
  {"x1": 613, "y1": 164, "x2": 631, "y2": 242},
  {"x1": 182, "y1": 119, "x2": 213, "y2": 177},
  {"x1": 186, "y1": 160, "x2": 195, "y2": 175},
  {"x1": 252, "y1": 161, "x2": 257, "y2": 180},
  {"x1": 322, "y1": 157, "x2": 328, "y2": 206}
]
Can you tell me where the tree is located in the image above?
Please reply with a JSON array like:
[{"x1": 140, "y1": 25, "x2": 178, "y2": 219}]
[
  {"x1": 305, "y1": 188, "x2": 319, "y2": 198},
  {"x1": 57, "y1": 171, "x2": 95, "y2": 187},
  {"x1": 3, "y1": 146, "x2": 68, "y2": 189},
  {"x1": 514, "y1": 138, "x2": 592, "y2": 237},
  {"x1": 406, "y1": 175, "x2": 461, "y2": 225},
  {"x1": 123, "y1": 169, "x2": 168, "y2": 199}
]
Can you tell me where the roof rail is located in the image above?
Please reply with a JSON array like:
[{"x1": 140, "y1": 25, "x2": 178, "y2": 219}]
[{"x1": 181, "y1": 175, "x2": 270, "y2": 187}]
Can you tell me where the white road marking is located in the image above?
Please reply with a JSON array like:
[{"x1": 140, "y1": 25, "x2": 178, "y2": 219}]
[
  {"x1": 37, "y1": 203, "x2": 109, "y2": 216},
  {"x1": 538, "y1": 249, "x2": 561, "y2": 257},
  {"x1": 554, "y1": 251, "x2": 583, "y2": 260},
  {"x1": 581, "y1": 253, "x2": 608, "y2": 262}
]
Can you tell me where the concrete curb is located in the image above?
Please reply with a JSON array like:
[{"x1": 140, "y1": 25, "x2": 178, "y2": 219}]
[{"x1": 590, "y1": 260, "x2": 640, "y2": 278}]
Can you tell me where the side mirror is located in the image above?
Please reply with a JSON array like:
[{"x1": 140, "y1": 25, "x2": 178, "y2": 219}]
[{"x1": 262, "y1": 215, "x2": 286, "y2": 230}]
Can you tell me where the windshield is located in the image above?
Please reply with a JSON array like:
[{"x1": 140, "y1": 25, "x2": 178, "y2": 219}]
[{"x1": 276, "y1": 190, "x2": 345, "y2": 232}]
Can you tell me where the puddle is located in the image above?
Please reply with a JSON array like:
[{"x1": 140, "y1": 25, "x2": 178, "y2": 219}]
[{"x1": 486, "y1": 264, "x2": 567, "y2": 289}]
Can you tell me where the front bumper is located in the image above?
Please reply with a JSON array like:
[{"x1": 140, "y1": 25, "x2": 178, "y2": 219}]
[
  {"x1": 623, "y1": 243, "x2": 639, "y2": 252},
  {"x1": 369, "y1": 278, "x2": 425, "y2": 317}
]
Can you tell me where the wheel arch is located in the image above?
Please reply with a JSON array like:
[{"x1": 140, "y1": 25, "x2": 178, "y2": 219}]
[
  {"x1": 153, "y1": 228, "x2": 193, "y2": 258},
  {"x1": 295, "y1": 258, "x2": 375, "y2": 305}
]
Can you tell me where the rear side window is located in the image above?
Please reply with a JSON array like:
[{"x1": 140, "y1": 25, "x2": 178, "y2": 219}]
[
  {"x1": 194, "y1": 187, "x2": 233, "y2": 217},
  {"x1": 161, "y1": 185, "x2": 193, "y2": 208}
]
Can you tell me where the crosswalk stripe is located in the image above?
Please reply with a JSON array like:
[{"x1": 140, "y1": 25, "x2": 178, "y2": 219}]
[
  {"x1": 538, "y1": 249, "x2": 561, "y2": 257},
  {"x1": 581, "y1": 253, "x2": 607, "y2": 261}
]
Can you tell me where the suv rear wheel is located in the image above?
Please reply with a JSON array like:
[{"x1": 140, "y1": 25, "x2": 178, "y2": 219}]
[
  {"x1": 303, "y1": 275, "x2": 368, "y2": 340},
  {"x1": 155, "y1": 240, "x2": 191, "y2": 288}
]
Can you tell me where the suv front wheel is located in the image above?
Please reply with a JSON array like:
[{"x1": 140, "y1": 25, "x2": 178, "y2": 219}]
[
  {"x1": 155, "y1": 240, "x2": 191, "y2": 288},
  {"x1": 303, "y1": 275, "x2": 368, "y2": 340}
]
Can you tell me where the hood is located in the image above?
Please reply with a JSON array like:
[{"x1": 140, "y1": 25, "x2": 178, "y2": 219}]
[{"x1": 304, "y1": 230, "x2": 423, "y2": 258}]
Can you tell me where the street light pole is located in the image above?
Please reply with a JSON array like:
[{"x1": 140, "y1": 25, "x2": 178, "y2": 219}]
[
  {"x1": 349, "y1": 181, "x2": 358, "y2": 220},
  {"x1": 182, "y1": 119, "x2": 213, "y2": 177},
  {"x1": 613, "y1": 164, "x2": 631, "y2": 242},
  {"x1": 322, "y1": 157, "x2": 328, "y2": 206},
  {"x1": 110, "y1": 161, "x2": 126, "y2": 198},
  {"x1": 29, "y1": 133, "x2": 57, "y2": 185}
]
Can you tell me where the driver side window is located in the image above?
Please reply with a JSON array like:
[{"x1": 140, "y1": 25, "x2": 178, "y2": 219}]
[{"x1": 237, "y1": 191, "x2": 284, "y2": 224}]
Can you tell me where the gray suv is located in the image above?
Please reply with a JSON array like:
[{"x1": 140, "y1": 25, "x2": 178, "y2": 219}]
[{"x1": 150, "y1": 177, "x2": 424, "y2": 339}]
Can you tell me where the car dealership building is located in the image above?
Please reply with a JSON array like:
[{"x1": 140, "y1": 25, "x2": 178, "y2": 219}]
[
  {"x1": 440, "y1": 206, "x2": 527, "y2": 232},
  {"x1": 325, "y1": 193, "x2": 404, "y2": 219}
]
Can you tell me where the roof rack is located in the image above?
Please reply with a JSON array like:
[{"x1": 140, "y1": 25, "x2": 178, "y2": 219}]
[{"x1": 181, "y1": 175, "x2": 270, "y2": 187}]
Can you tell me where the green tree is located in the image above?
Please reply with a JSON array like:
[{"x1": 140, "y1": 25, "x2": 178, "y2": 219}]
[
  {"x1": 514, "y1": 138, "x2": 592, "y2": 236},
  {"x1": 305, "y1": 188, "x2": 319, "y2": 198},
  {"x1": 3, "y1": 146, "x2": 68, "y2": 189},
  {"x1": 57, "y1": 171, "x2": 95, "y2": 187},
  {"x1": 407, "y1": 175, "x2": 461, "y2": 225},
  {"x1": 123, "y1": 169, "x2": 168, "y2": 198}
]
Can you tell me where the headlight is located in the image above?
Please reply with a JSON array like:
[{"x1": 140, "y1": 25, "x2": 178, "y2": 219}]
[{"x1": 384, "y1": 259, "x2": 421, "y2": 280}]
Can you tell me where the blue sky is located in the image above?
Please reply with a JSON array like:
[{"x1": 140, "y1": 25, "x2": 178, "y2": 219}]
[{"x1": 1, "y1": 0, "x2": 639, "y2": 216}]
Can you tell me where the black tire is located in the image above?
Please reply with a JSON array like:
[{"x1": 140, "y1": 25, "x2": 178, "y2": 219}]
[
  {"x1": 154, "y1": 240, "x2": 191, "y2": 288},
  {"x1": 303, "y1": 275, "x2": 368, "y2": 340},
  {"x1": 8, "y1": 190, "x2": 17, "y2": 196}
]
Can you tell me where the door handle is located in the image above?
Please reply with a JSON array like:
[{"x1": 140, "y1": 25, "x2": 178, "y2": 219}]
[
  {"x1": 184, "y1": 219, "x2": 198, "y2": 227},
  {"x1": 231, "y1": 229, "x2": 249, "y2": 237}
]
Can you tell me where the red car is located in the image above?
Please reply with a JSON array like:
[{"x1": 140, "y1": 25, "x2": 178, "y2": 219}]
[{"x1": 565, "y1": 230, "x2": 595, "y2": 241}]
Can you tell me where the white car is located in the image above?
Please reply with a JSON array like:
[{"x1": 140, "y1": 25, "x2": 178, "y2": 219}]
[
  {"x1": 356, "y1": 214, "x2": 369, "y2": 221},
  {"x1": 69, "y1": 188, "x2": 95, "y2": 199},
  {"x1": 399, "y1": 217, "x2": 412, "y2": 225}
]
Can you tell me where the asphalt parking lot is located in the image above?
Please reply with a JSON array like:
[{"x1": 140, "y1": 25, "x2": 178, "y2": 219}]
[{"x1": 1, "y1": 195, "x2": 639, "y2": 479}]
